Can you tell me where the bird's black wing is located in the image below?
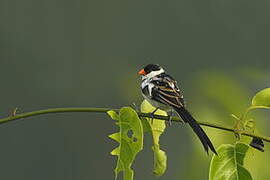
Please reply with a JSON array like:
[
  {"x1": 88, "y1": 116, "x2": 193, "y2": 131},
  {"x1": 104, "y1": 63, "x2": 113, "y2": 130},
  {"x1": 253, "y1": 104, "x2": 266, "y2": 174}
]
[
  {"x1": 150, "y1": 73, "x2": 185, "y2": 108},
  {"x1": 150, "y1": 73, "x2": 217, "y2": 155}
]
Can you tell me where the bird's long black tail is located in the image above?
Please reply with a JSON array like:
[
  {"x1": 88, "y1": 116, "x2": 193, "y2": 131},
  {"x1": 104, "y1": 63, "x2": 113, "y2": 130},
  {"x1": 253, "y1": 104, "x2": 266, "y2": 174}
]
[{"x1": 174, "y1": 107, "x2": 217, "y2": 155}]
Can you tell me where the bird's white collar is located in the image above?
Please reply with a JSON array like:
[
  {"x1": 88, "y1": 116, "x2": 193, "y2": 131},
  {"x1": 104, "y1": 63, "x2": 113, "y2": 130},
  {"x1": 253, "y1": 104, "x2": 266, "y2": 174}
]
[{"x1": 142, "y1": 68, "x2": 164, "y2": 80}]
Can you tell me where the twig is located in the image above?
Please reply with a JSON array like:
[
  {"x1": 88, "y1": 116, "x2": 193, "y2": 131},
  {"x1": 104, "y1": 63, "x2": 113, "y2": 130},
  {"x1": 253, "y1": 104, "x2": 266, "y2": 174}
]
[{"x1": 0, "y1": 107, "x2": 269, "y2": 142}]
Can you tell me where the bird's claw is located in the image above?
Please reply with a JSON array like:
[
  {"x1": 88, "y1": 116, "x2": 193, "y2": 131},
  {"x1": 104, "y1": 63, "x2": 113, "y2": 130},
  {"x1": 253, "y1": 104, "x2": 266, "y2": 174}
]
[
  {"x1": 149, "y1": 107, "x2": 159, "y2": 124},
  {"x1": 166, "y1": 109, "x2": 174, "y2": 126},
  {"x1": 166, "y1": 115, "x2": 172, "y2": 126}
]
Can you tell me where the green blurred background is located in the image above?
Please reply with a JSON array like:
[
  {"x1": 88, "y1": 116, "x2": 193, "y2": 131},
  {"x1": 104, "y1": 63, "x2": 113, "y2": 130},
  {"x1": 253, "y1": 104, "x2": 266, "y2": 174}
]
[{"x1": 0, "y1": 0, "x2": 270, "y2": 179}]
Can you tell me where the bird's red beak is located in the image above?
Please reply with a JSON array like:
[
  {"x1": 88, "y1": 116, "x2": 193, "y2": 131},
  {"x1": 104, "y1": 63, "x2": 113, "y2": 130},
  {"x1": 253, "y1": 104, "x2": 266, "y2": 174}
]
[{"x1": 138, "y1": 69, "x2": 146, "y2": 75}]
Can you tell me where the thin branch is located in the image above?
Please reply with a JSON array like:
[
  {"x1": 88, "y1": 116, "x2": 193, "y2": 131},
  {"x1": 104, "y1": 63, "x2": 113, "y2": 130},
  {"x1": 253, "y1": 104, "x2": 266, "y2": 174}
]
[{"x1": 1, "y1": 107, "x2": 269, "y2": 142}]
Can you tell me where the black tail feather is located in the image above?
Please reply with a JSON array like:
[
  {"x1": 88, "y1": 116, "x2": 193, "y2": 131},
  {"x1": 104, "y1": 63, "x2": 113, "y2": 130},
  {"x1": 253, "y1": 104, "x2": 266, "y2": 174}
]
[{"x1": 174, "y1": 107, "x2": 217, "y2": 155}]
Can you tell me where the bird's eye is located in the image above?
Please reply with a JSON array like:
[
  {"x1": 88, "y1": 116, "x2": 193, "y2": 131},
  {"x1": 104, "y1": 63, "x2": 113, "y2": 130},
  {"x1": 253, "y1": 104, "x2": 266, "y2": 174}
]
[{"x1": 144, "y1": 69, "x2": 150, "y2": 74}]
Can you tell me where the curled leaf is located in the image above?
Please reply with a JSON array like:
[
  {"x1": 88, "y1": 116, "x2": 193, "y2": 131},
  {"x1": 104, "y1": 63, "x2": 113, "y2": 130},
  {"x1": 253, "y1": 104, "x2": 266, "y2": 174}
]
[
  {"x1": 140, "y1": 100, "x2": 167, "y2": 176},
  {"x1": 152, "y1": 144, "x2": 167, "y2": 176}
]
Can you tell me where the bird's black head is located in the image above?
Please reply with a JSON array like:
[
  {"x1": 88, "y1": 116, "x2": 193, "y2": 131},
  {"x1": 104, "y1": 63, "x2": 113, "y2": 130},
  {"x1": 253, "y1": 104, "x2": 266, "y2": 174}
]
[
  {"x1": 138, "y1": 64, "x2": 163, "y2": 76},
  {"x1": 144, "y1": 64, "x2": 162, "y2": 74}
]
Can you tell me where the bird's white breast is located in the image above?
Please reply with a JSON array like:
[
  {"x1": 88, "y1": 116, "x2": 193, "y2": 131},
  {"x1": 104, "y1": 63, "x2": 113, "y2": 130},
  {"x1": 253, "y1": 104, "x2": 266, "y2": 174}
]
[{"x1": 141, "y1": 79, "x2": 155, "y2": 96}]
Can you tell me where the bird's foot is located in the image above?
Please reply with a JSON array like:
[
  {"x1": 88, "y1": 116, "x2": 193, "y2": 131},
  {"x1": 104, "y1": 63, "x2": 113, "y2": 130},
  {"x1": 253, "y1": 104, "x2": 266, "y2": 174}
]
[
  {"x1": 167, "y1": 115, "x2": 172, "y2": 126},
  {"x1": 166, "y1": 109, "x2": 174, "y2": 126},
  {"x1": 149, "y1": 107, "x2": 159, "y2": 124}
]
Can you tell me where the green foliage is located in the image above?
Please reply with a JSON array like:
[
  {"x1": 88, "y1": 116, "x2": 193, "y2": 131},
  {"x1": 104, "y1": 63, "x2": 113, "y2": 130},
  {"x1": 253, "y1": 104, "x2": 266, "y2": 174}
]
[
  {"x1": 108, "y1": 107, "x2": 143, "y2": 180},
  {"x1": 108, "y1": 103, "x2": 168, "y2": 179},
  {"x1": 140, "y1": 100, "x2": 167, "y2": 176},
  {"x1": 234, "y1": 88, "x2": 270, "y2": 142},
  {"x1": 251, "y1": 88, "x2": 270, "y2": 107},
  {"x1": 106, "y1": 86, "x2": 270, "y2": 179},
  {"x1": 209, "y1": 143, "x2": 252, "y2": 180}
]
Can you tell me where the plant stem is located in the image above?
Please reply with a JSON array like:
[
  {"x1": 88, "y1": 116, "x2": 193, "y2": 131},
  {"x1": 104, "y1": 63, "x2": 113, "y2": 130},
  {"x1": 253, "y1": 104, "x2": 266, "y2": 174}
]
[
  {"x1": 242, "y1": 105, "x2": 270, "y2": 121},
  {"x1": 1, "y1": 107, "x2": 270, "y2": 142}
]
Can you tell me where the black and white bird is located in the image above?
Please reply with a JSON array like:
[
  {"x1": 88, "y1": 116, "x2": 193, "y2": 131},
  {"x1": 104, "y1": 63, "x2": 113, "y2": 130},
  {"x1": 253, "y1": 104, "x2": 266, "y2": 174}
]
[{"x1": 138, "y1": 64, "x2": 217, "y2": 155}]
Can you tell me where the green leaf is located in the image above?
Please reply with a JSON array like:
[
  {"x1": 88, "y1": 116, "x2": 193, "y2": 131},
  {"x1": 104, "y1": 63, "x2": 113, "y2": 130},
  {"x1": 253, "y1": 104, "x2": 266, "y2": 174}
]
[
  {"x1": 152, "y1": 144, "x2": 167, "y2": 176},
  {"x1": 107, "y1": 107, "x2": 144, "y2": 180},
  {"x1": 209, "y1": 143, "x2": 252, "y2": 180},
  {"x1": 107, "y1": 110, "x2": 119, "y2": 121},
  {"x1": 140, "y1": 100, "x2": 167, "y2": 176},
  {"x1": 252, "y1": 88, "x2": 270, "y2": 107}
]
